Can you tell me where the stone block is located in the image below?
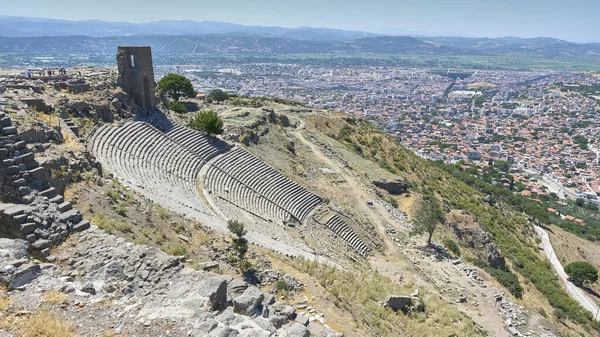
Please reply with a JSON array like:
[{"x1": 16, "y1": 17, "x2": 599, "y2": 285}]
[
  {"x1": 233, "y1": 286, "x2": 265, "y2": 315},
  {"x1": 9, "y1": 263, "x2": 41, "y2": 290},
  {"x1": 197, "y1": 276, "x2": 228, "y2": 310}
]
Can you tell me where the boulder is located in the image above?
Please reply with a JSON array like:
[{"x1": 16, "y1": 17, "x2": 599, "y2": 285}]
[
  {"x1": 211, "y1": 326, "x2": 239, "y2": 337},
  {"x1": 191, "y1": 318, "x2": 219, "y2": 336},
  {"x1": 80, "y1": 282, "x2": 96, "y2": 295},
  {"x1": 198, "y1": 261, "x2": 219, "y2": 271},
  {"x1": 233, "y1": 286, "x2": 265, "y2": 315},
  {"x1": 272, "y1": 302, "x2": 296, "y2": 319},
  {"x1": 227, "y1": 278, "x2": 248, "y2": 301},
  {"x1": 286, "y1": 323, "x2": 310, "y2": 337},
  {"x1": 295, "y1": 314, "x2": 310, "y2": 326},
  {"x1": 198, "y1": 276, "x2": 228, "y2": 310},
  {"x1": 373, "y1": 179, "x2": 408, "y2": 195},
  {"x1": 0, "y1": 239, "x2": 30, "y2": 259},
  {"x1": 268, "y1": 315, "x2": 286, "y2": 329},
  {"x1": 384, "y1": 295, "x2": 416, "y2": 312},
  {"x1": 9, "y1": 263, "x2": 41, "y2": 290}
]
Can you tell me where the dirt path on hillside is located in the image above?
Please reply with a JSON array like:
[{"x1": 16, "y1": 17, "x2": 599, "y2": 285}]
[
  {"x1": 293, "y1": 127, "x2": 397, "y2": 252},
  {"x1": 293, "y1": 125, "x2": 512, "y2": 336}
]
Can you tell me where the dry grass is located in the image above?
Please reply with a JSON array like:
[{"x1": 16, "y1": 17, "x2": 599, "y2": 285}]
[
  {"x1": 34, "y1": 111, "x2": 61, "y2": 127},
  {"x1": 102, "y1": 331, "x2": 125, "y2": 337},
  {"x1": 43, "y1": 291, "x2": 70, "y2": 305},
  {"x1": 21, "y1": 310, "x2": 79, "y2": 337},
  {"x1": 2, "y1": 310, "x2": 79, "y2": 337},
  {"x1": 0, "y1": 294, "x2": 11, "y2": 311}
]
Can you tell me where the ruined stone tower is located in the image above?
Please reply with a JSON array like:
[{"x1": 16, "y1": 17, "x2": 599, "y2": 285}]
[{"x1": 116, "y1": 46, "x2": 157, "y2": 111}]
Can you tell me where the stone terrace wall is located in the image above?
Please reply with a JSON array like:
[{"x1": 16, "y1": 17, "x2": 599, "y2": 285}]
[{"x1": 0, "y1": 111, "x2": 88, "y2": 257}]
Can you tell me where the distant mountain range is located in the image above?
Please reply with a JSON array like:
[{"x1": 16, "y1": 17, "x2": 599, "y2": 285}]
[
  {"x1": 0, "y1": 16, "x2": 375, "y2": 41},
  {"x1": 0, "y1": 16, "x2": 599, "y2": 58}
]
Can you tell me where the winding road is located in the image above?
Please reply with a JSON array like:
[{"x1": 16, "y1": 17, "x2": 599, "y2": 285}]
[{"x1": 534, "y1": 225, "x2": 600, "y2": 320}]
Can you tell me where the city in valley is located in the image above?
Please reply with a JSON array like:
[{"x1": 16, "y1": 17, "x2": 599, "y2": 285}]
[{"x1": 158, "y1": 64, "x2": 600, "y2": 202}]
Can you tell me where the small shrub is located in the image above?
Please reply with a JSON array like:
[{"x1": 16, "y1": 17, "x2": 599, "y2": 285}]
[
  {"x1": 164, "y1": 244, "x2": 188, "y2": 258},
  {"x1": 554, "y1": 308, "x2": 567, "y2": 320},
  {"x1": 105, "y1": 189, "x2": 119, "y2": 202},
  {"x1": 227, "y1": 220, "x2": 249, "y2": 270},
  {"x1": 275, "y1": 279, "x2": 289, "y2": 292},
  {"x1": 133, "y1": 235, "x2": 149, "y2": 245},
  {"x1": 156, "y1": 206, "x2": 170, "y2": 219},
  {"x1": 285, "y1": 141, "x2": 296, "y2": 155},
  {"x1": 388, "y1": 197, "x2": 399, "y2": 209},
  {"x1": 467, "y1": 257, "x2": 522, "y2": 298},
  {"x1": 443, "y1": 238, "x2": 460, "y2": 257},
  {"x1": 189, "y1": 109, "x2": 224, "y2": 136},
  {"x1": 113, "y1": 220, "x2": 132, "y2": 233},
  {"x1": 115, "y1": 202, "x2": 127, "y2": 216},
  {"x1": 170, "y1": 100, "x2": 187, "y2": 114},
  {"x1": 487, "y1": 268, "x2": 523, "y2": 299},
  {"x1": 276, "y1": 279, "x2": 290, "y2": 299},
  {"x1": 565, "y1": 261, "x2": 598, "y2": 286}
]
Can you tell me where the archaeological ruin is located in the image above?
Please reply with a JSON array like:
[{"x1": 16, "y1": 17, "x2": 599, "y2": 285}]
[{"x1": 116, "y1": 46, "x2": 157, "y2": 111}]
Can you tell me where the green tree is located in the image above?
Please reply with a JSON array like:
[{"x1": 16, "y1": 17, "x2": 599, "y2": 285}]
[
  {"x1": 565, "y1": 261, "x2": 598, "y2": 286},
  {"x1": 189, "y1": 109, "x2": 224, "y2": 137},
  {"x1": 157, "y1": 73, "x2": 196, "y2": 101},
  {"x1": 227, "y1": 220, "x2": 248, "y2": 269},
  {"x1": 210, "y1": 89, "x2": 230, "y2": 103},
  {"x1": 411, "y1": 194, "x2": 444, "y2": 247},
  {"x1": 524, "y1": 204, "x2": 550, "y2": 226},
  {"x1": 169, "y1": 100, "x2": 187, "y2": 114}
]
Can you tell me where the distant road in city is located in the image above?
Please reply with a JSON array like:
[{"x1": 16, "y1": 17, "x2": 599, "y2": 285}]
[
  {"x1": 534, "y1": 225, "x2": 600, "y2": 320},
  {"x1": 522, "y1": 167, "x2": 600, "y2": 205}
]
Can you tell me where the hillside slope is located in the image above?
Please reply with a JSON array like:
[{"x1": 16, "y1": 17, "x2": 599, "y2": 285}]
[{"x1": 2, "y1": 68, "x2": 598, "y2": 336}]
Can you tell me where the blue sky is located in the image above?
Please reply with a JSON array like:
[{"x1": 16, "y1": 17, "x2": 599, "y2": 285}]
[{"x1": 2, "y1": 0, "x2": 599, "y2": 42}]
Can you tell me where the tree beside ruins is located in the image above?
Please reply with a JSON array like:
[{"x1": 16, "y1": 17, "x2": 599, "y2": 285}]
[
  {"x1": 189, "y1": 109, "x2": 224, "y2": 137},
  {"x1": 157, "y1": 73, "x2": 196, "y2": 101},
  {"x1": 410, "y1": 194, "x2": 445, "y2": 247},
  {"x1": 209, "y1": 89, "x2": 230, "y2": 103},
  {"x1": 227, "y1": 220, "x2": 249, "y2": 270}
]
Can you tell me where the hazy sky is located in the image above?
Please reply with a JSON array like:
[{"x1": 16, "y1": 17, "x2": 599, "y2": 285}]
[{"x1": 2, "y1": 0, "x2": 599, "y2": 42}]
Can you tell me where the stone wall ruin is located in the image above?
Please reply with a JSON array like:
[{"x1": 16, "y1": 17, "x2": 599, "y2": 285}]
[{"x1": 116, "y1": 46, "x2": 157, "y2": 111}]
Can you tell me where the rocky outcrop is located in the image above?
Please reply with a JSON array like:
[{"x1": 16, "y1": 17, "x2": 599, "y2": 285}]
[
  {"x1": 486, "y1": 243, "x2": 506, "y2": 270},
  {"x1": 373, "y1": 179, "x2": 408, "y2": 195},
  {"x1": 384, "y1": 292, "x2": 424, "y2": 313},
  {"x1": 453, "y1": 226, "x2": 507, "y2": 270},
  {"x1": 0, "y1": 112, "x2": 88, "y2": 257},
  {"x1": 0, "y1": 228, "x2": 343, "y2": 336}
]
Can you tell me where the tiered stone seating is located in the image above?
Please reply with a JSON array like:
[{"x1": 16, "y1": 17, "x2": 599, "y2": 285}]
[
  {"x1": 325, "y1": 214, "x2": 370, "y2": 257},
  {"x1": 164, "y1": 124, "x2": 230, "y2": 163},
  {"x1": 204, "y1": 164, "x2": 289, "y2": 224},
  {"x1": 145, "y1": 115, "x2": 231, "y2": 163},
  {"x1": 89, "y1": 121, "x2": 210, "y2": 216},
  {"x1": 89, "y1": 116, "x2": 371, "y2": 257},
  {"x1": 205, "y1": 147, "x2": 322, "y2": 223}
]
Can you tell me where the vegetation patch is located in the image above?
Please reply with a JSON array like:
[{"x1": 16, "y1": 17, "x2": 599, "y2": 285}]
[{"x1": 288, "y1": 258, "x2": 483, "y2": 337}]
